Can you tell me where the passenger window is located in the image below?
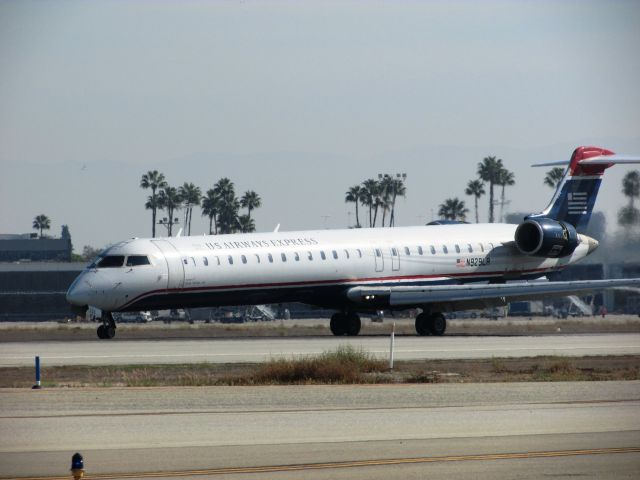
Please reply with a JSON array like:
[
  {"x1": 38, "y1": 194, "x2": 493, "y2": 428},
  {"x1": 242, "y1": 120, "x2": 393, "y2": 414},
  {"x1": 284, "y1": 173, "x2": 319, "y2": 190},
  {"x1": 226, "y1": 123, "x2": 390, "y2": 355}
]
[
  {"x1": 404, "y1": 247, "x2": 410, "y2": 256},
  {"x1": 281, "y1": 253, "x2": 287, "y2": 262},
  {"x1": 430, "y1": 246, "x2": 436, "y2": 255},
  {"x1": 97, "y1": 255, "x2": 125, "y2": 268},
  {"x1": 455, "y1": 245, "x2": 460, "y2": 253},
  {"x1": 190, "y1": 257, "x2": 196, "y2": 266},
  {"x1": 344, "y1": 249, "x2": 350, "y2": 259},
  {"x1": 375, "y1": 249, "x2": 382, "y2": 257},
  {"x1": 241, "y1": 255, "x2": 247, "y2": 264},
  {"x1": 203, "y1": 257, "x2": 209, "y2": 266},
  {"x1": 307, "y1": 251, "x2": 313, "y2": 260},
  {"x1": 183, "y1": 258, "x2": 188, "y2": 265},
  {"x1": 255, "y1": 254, "x2": 261, "y2": 263},
  {"x1": 357, "y1": 249, "x2": 362, "y2": 258},
  {"x1": 320, "y1": 251, "x2": 326, "y2": 260},
  {"x1": 417, "y1": 246, "x2": 423, "y2": 255},
  {"x1": 391, "y1": 248, "x2": 398, "y2": 256},
  {"x1": 268, "y1": 253, "x2": 274, "y2": 263},
  {"x1": 215, "y1": 256, "x2": 220, "y2": 266},
  {"x1": 332, "y1": 250, "x2": 338, "y2": 259},
  {"x1": 294, "y1": 252, "x2": 300, "y2": 261},
  {"x1": 228, "y1": 255, "x2": 233, "y2": 265},
  {"x1": 467, "y1": 244, "x2": 473, "y2": 253},
  {"x1": 479, "y1": 243, "x2": 484, "y2": 253},
  {"x1": 126, "y1": 255, "x2": 150, "y2": 267},
  {"x1": 442, "y1": 245, "x2": 448, "y2": 254}
]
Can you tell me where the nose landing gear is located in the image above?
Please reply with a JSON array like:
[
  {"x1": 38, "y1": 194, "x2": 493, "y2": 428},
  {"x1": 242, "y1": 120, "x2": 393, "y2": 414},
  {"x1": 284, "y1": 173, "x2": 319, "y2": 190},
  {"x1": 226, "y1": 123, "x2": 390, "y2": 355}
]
[{"x1": 96, "y1": 312, "x2": 117, "y2": 339}]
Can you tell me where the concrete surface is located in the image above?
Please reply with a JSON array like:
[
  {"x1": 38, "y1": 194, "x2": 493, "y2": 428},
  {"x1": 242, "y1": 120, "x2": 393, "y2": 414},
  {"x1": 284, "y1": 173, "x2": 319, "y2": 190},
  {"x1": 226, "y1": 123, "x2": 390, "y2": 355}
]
[
  {"x1": 0, "y1": 382, "x2": 639, "y2": 479},
  {"x1": 1, "y1": 333, "x2": 639, "y2": 367}
]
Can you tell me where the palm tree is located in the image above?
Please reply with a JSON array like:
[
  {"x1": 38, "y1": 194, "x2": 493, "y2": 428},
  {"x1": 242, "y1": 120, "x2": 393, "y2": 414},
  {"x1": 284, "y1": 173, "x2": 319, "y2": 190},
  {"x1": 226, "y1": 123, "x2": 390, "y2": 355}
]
[
  {"x1": 201, "y1": 189, "x2": 221, "y2": 234},
  {"x1": 178, "y1": 183, "x2": 202, "y2": 236},
  {"x1": 622, "y1": 170, "x2": 640, "y2": 207},
  {"x1": 378, "y1": 175, "x2": 393, "y2": 227},
  {"x1": 544, "y1": 167, "x2": 565, "y2": 190},
  {"x1": 240, "y1": 190, "x2": 262, "y2": 220},
  {"x1": 345, "y1": 185, "x2": 363, "y2": 228},
  {"x1": 361, "y1": 179, "x2": 379, "y2": 227},
  {"x1": 32, "y1": 214, "x2": 51, "y2": 237},
  {"x1": 618, "y1": 170, "x2": 640, "y2": 235},
  {"x1": 238, "y1": 214, "x2": 256, "y2": 233},
  {"x1": 496, "y1": 168, "x2": 515, "y2": 223},
  {"x1": 438, "y1": 198, "x2": 468, "y2": 221},
  {"x1": 477, "y1": 156, "x2": 504, "y2": 223},
  {"x1": 465, "y1": 179, "x2": 485, "y2": 223},
  {"x1": 140, "y1": 171, "x2": 168, "y2": 237},
  {"x1": 389, "y1": 178, "x2": 406, "y2": 227},
  {"x1": 211, "y1": 178, "x2": 240, "y2": 234},
  {"x1": 158, "y1": 186, "x2": 182, "y2": 236}
]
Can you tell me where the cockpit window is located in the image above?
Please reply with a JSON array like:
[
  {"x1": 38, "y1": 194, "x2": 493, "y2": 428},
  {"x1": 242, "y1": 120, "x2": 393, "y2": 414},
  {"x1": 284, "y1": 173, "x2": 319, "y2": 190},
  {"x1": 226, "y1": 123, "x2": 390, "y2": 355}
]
[
  {"x1": 96, "y1": 255, "x2": 125, "y2": 268},
  {"x1": 126, "y1": 255, "x2": 151, "y2": 267}
]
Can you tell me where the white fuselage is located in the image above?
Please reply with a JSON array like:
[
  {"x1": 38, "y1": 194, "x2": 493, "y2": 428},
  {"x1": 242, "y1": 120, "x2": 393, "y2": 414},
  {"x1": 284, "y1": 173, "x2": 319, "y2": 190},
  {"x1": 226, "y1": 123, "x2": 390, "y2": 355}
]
[{"x1": 66, "y1": 223, "x2": 593, "y2": 313}]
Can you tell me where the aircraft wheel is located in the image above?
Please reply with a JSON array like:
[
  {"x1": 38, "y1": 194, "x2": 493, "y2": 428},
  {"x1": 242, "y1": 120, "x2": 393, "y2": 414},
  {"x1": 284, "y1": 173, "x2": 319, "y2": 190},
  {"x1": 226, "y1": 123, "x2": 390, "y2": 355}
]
[
  {"x1": 97, "y1": 325, "x2": 107, "y2": 339},
  {"x1": 415, "y1": 312, "x2": 430, "y2": 336},
  {"x1": 428, "y1": 313, "x2": 447, "y2": 336},
  {"x1": 106, "y1": 326, "x2": 116, "y2": 339},
  {"x1": 330, "y1": 313, "x2": 347, "y2": 336},
  {"x1": 345, "y1": 313, "x2": 361, "y2": 336}
]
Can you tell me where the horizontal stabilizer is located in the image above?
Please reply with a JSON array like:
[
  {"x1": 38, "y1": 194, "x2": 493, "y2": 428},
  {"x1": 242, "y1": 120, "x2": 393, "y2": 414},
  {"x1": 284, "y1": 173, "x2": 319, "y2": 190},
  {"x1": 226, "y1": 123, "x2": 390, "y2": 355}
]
[
  {"x1": 347, "y1": 278, "x2": 640, "y2": 308},
  {"x1": 533, "y1": 154, "x2": 640, "y2": 167}
]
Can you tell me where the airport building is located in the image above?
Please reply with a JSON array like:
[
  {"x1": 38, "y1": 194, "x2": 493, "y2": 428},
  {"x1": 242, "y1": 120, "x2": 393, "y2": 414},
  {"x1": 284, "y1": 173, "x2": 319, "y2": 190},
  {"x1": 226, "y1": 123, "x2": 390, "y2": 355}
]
[{"x1": 0, "y1": 234, "x2": 72, "y2": 262}]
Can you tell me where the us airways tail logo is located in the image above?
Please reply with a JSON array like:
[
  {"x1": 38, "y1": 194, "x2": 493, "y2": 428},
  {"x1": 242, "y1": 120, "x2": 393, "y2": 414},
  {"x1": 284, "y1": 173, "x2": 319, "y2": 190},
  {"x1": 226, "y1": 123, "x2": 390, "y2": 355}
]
[{"x1": 567, "y1": 192, "x2": 588, "y2": 215}]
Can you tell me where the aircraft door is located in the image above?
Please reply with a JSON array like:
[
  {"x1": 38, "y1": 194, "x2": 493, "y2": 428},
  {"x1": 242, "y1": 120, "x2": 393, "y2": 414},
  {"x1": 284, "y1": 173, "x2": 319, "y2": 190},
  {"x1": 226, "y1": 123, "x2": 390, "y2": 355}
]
[
  {"x1": 151, "y1": 240, "x2": 185, "y2": 289},
  {"x1": 374, "y1": 248, "x2": 384, "y2": 272},
  {"x1": 390, "y1": 247, "x2": 400, "y2": 271}
]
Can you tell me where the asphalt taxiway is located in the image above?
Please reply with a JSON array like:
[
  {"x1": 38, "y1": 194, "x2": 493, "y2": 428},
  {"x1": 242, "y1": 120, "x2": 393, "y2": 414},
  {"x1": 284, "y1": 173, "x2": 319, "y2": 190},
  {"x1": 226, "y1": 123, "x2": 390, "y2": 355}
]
[
  {"x1": 1, "y1": 333, "x2": 639, "y2": 367},
  {"x1": 0, "y1": 382, "x2": 639, "y2": 479}
]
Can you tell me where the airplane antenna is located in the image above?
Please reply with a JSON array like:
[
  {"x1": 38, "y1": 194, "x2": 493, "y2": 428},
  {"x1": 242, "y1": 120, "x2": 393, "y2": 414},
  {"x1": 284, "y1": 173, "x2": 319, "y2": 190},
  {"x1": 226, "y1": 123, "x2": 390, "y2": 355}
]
[
  {"x1": 176, "y1": 228, "x2": 183, "y2": 237},
  {"x1": 273, "y1": 224, "x2": 280, "y2": 233}
]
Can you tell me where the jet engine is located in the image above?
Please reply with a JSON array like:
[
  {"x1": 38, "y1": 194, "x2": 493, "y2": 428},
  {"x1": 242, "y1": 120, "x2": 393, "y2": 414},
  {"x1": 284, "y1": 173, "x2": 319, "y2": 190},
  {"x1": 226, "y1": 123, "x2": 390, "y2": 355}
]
[{"x1": 514, "y1": 218, "x2": 579, "y2": 258}]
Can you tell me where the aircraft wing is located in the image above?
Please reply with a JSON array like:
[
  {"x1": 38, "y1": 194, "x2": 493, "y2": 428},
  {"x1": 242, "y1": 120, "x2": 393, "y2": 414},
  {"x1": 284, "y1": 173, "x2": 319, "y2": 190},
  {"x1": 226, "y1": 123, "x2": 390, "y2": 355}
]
[{"x1": 347, "y1": 278, "x2": 640, "y2": 308}]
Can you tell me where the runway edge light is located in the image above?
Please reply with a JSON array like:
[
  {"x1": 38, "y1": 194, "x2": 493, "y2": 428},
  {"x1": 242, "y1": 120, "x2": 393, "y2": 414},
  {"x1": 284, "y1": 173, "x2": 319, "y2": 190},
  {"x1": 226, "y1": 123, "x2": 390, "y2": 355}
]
[
  {"x1": 31, "y1": 356, "x2": 41, "y2": 389},
  {"x1": 71, "y1": 452, "x2": 84, "y2": 480}
]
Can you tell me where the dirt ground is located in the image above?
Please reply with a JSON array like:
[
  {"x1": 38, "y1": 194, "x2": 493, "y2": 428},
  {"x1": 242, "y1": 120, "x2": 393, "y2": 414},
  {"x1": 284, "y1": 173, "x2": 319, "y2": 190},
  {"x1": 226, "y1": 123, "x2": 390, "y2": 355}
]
[
  {"x1": 1, "y1": 315, "x2": 639, "y2": 342},
  {"x1": 2, "y1": 355, "x2": 638, "y2": 388}
]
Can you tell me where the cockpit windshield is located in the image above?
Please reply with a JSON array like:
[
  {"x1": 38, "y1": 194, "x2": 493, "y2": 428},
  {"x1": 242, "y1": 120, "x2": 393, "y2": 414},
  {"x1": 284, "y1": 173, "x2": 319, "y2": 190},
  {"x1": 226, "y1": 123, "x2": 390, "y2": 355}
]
[
  {"x1": 126, "y1": 255, "x2": 151, "y2": 266},
  {"x1": 95, "y1": 255, "x2": 125, "y2": 268}
]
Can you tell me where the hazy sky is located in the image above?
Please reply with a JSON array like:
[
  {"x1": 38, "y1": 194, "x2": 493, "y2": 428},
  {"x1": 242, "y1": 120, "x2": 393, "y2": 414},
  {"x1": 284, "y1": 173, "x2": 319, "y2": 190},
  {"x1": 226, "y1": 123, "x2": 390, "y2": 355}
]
[{"x1": 1, "y1": 1, "x2": 639, "y2": 251}]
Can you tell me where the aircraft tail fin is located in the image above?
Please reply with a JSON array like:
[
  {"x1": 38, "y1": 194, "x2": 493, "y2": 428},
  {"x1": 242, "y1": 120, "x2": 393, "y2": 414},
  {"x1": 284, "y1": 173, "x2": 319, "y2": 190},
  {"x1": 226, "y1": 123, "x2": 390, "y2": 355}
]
[{"x1": 529, "y1": 146, "x2": 640, "y2": 232}]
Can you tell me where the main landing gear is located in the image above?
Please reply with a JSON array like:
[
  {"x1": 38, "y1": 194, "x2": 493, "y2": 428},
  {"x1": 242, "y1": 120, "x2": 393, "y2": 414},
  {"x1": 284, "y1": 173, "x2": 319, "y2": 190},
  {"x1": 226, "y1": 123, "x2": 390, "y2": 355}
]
[
  {"x1": 96, "y1": 312, "x2": 117, "y2": 339},
  {"x1": 415, "y1": 312, "x2": 447, "y2": 336},
  {"x1": 330, "y1": 312, "x2": 361, "y2": 336}
]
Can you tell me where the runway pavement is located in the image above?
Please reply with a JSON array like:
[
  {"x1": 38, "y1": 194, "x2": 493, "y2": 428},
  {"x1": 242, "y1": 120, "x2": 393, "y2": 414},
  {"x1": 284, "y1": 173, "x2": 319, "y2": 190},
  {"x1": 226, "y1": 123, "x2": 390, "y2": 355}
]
[
  {"x1": 0, "y1": 382, "x2": 639, "y2": 479},
  {"x1": 1, "y1": 333, "x2": 639, "y2": 367}
]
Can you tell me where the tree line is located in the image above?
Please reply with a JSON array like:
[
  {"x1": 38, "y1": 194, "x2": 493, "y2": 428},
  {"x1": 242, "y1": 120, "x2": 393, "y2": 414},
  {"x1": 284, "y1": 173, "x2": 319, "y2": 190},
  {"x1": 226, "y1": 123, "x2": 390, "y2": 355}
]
[
  {"x1": 140, "y1": 171, "x2": 262, "y2": 237},
  {"x1": 345, "y1": 175, "x2": 407, "y2": 228}
]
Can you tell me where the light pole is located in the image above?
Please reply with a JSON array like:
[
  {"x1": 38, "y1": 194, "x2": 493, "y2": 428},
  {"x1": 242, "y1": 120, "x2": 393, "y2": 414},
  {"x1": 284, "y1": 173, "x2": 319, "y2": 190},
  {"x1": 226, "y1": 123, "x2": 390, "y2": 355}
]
[{"x1": 158, "y1": 217, "x2": 180, "y2": 236}]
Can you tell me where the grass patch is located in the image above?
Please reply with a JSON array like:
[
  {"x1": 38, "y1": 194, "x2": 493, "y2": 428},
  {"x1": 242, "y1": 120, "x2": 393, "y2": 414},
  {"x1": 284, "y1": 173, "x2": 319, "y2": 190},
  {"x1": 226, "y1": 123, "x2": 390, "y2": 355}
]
[
  {"x1": 2, "y1": 355, "x2": 639, "y2": 388},
  {"x1": 252, "y1": 345, "x2": 387, "y2": 384}
]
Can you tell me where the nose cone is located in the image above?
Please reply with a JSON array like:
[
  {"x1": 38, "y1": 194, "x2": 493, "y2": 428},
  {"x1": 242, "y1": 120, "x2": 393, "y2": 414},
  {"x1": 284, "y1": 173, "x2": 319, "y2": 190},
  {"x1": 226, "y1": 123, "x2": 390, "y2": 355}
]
[
  {"x1": 579, "y1": 234, "x2": 599, "y2": 254},
  {"x1": 66, "y1": 275, "x2": 90, "y2": 306}
]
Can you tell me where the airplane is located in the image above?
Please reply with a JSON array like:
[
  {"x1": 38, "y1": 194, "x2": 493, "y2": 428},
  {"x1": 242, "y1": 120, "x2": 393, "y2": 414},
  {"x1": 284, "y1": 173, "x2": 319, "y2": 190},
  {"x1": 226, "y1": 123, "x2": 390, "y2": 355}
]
[{"x1": 67, "y1": 146, "x2": 640, "y2": 339}]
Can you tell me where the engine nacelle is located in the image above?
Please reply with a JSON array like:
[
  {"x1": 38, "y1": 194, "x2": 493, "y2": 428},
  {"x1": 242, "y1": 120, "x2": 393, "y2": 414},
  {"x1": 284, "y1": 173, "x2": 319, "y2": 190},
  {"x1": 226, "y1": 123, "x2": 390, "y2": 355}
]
[{"x1": 514, "y1": 218, "x2": 579, "y2": 258}]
